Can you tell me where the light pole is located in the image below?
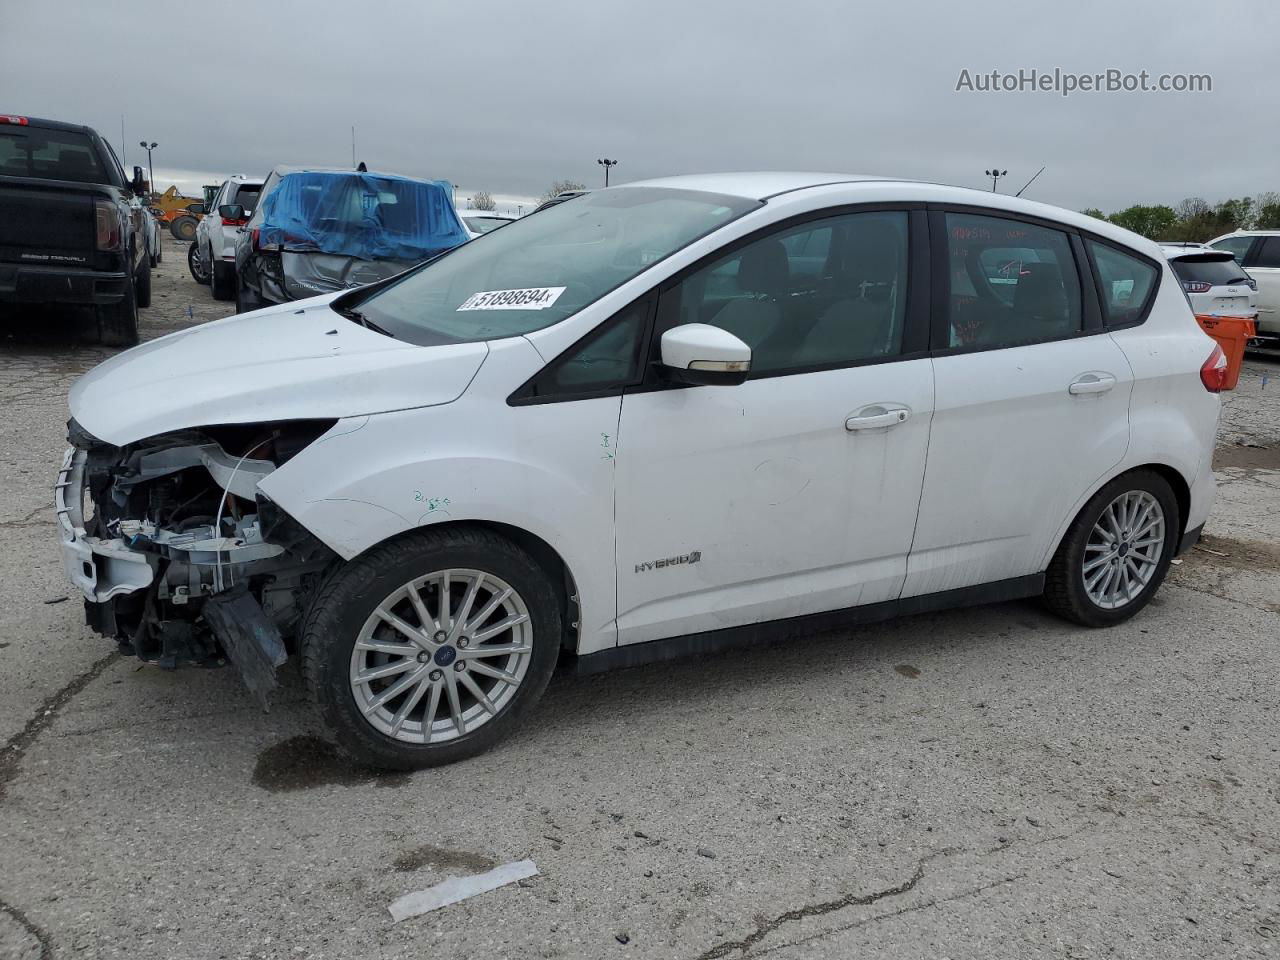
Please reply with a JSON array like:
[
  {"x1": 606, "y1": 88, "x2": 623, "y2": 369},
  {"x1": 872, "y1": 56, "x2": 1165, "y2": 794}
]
[
  {"x1": 597, "y1": 158, "x2": 618, "y2": 187},
  {"x1": 985, "y1": 168, "x2": 1008, "y2": 192},
  {"x1": 139, "y1": 141, "x2": 157, "y2": 194}
]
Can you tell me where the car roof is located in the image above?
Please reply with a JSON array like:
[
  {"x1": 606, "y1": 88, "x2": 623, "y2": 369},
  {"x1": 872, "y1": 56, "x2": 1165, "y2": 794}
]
[
  {"x1": 618, "y1": 172, "x2": 1166, "y2": 259},
  {"x1": 624, "y1": 172, "x2": 888, "y2": 200},
  {"x1": 1, "y1": 114, "x2": 96, "y2": 135},
  {"x1": 269, "y1": 164, "x2": 428, "y2": 179}
]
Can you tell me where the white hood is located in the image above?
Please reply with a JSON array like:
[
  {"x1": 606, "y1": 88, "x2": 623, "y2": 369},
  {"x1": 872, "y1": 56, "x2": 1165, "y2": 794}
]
[{"x1": 70, "y1": 296, "x2": 488, "y2": 445}]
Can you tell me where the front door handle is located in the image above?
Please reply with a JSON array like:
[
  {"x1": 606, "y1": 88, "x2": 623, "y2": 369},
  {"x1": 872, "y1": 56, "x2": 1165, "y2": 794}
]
[
  {"x1": 845, "y1": 406, "x2": 910, "y2": 431},
  {"x1": 1068, "y1": 373, "x2": 1117, "y2": 396}
]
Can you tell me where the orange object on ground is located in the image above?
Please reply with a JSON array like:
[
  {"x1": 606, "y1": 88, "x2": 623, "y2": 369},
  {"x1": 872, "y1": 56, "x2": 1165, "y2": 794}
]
[{"x1": 1195, "y1": 314, "x2": 1255, "y2": 391}]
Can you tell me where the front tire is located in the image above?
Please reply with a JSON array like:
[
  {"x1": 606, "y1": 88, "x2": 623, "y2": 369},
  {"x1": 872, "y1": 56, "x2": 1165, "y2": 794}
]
[
  {"x1": 302, "y1": 528, "x2": 561, "y2": 770},
  {"x1": 170, "y1": 215, "x2": 197, "y2": 242},
  {"x1": 1043, "y1": 469, "x2": 1178, "y2": 627},
  {"x1": 188, "y1": 242, "x2": 210, "y2": 285}
]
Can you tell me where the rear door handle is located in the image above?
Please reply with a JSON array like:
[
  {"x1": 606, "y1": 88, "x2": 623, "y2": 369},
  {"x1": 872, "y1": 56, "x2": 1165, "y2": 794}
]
[
  {"x1": 845, "y1": 405, "x2": 910, "y2": 431},
  {"x1": 1068, "y1": 373, "x2": 1117, "y2": 396}
]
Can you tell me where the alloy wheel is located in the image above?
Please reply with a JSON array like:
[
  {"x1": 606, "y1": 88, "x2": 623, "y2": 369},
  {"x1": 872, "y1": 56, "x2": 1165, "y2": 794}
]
[
  {"x1": 1082, "y1": 490, "x2": 1166, "y2": 610},
  {"x1": 349, "y1": 569, "x2": 533, "y2": 744}
]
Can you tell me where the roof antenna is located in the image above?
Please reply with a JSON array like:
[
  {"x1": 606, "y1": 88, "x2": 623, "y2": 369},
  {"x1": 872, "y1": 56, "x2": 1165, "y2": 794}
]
[
  {"x1": 356, "y1": 161, "x2": 367, "y2": 172},
  {"x1": 1015, "y1": 166, "x2": 1046, "y2": 198}
]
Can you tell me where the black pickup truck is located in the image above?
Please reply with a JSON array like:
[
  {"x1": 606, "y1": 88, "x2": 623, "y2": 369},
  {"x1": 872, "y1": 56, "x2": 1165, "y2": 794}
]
[{"x1": 0, "y1": 114, "x2": 151, "y2": 345}]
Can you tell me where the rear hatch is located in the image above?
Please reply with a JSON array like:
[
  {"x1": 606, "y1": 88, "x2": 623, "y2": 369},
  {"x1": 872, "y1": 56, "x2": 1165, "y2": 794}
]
[
  {"x1": 1169, "y1": 252, "x2": 1255, "y2": 315},
  {"x1": 0, "y1": 124, "x2": 107, "y2": 267}
]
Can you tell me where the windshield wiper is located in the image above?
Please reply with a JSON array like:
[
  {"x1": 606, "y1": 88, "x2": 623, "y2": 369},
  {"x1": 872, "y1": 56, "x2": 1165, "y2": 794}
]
[{"x1": 335, "y1": 305, "x2": 396, "y2": 339}]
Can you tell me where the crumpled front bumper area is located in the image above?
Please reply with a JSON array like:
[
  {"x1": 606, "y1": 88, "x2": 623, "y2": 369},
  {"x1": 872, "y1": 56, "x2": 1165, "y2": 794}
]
[
  {"x1": 53, "y1": 424, "x2": 336, "y2": 702},
  {"x1": 55, "y1": 447, "x2": 155, "y2": 603}
]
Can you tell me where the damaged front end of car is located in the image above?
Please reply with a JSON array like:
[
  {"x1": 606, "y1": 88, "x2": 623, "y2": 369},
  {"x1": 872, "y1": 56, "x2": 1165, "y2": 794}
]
[{"x1": 55, "y1": 418, "x2": 338, "y2": 704}]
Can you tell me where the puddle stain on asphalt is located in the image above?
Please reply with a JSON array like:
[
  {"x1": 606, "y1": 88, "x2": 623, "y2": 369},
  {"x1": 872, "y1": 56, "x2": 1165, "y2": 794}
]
[
  {"x1": 1187, "y1": 534, "x2": 1280, "y2": 574},
  {"x1": 251, "y1": 735, "x2": 411, "y2": 793},
  {"x1": 894, "y1": 664, "x2": 922, "y2": 679},
  {"x1": 393, "y1": 845, "x2": 497, "y2": 874},
  {"x1": 1213, "y1": 443, "x2": 1280, "y2": 473}
]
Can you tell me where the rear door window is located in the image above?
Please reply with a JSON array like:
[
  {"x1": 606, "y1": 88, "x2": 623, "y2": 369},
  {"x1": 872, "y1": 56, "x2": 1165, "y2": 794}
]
[
  {"x1": 0, "y1": 128, "x2": 105, "y2": 183},
  {"x1": 1254, "y1": 237, "x2": 1280, "y2": 269},
  {"x1": 944, "y1": 213, "x2": 1082, "y2": 348},
  {"x1": 1210, "y1": 235, "x2": 1255, "y2": 263},
  {"x1": 1088, "y1": 241, "x2": 1159, "y2": 326}
]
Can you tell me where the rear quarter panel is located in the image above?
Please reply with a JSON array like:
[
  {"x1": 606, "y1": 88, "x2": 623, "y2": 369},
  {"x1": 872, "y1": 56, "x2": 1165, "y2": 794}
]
[{"x1": 1040, "y1": 274, "x2": 1220, "y2": 565}]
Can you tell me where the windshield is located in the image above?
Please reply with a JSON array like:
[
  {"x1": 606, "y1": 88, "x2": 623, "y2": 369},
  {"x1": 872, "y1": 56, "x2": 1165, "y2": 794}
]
[
  {"x1": 1170, "y1": 255, "x2": 1251, "y2": 286},
  {"x1": 352, "y1": 187, "x2": 760, "y2": 345}
]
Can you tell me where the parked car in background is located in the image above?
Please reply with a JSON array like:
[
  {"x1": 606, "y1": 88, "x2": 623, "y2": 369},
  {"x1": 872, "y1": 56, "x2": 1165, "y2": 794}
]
[
  {"x1": 58, "y1": 174, "x2": 1222, "y2": 769},
  {"x1": 233, "y1": 166, "x2": 469, "y2": 313},
  {"x1": 531, "y1": 189, "x2": 587, "y2": 213},
  {"x1": 193, "y1": 175, "x2": 263, "y2": 299},
  {"x1": 0, "y1": 113, "x2": 151, "y2": 345},
  {"x1": 135, "y1": 198, "x2": 162, "y2": 267},
  {"x1": 1160, "y1": 244, "x2": 1256, "y2": 318},
  {"x1": 459, "y1": 211, "x2": 515, "y2": 237},
  {"x1": 1206, "y1": 230, "x2": 1280, "y2": 346}
]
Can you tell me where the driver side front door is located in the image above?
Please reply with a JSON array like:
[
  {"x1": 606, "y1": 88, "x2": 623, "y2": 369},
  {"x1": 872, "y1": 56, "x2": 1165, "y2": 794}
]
[{"x1": 612, "y1": 208, "x2": 934, "y2": 647}]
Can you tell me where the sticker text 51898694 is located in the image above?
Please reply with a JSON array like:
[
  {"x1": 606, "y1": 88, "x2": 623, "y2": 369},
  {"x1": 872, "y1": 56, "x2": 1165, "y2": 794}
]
[{"x1": 456, "y1": 287, "x2": 567, "y2": 312}]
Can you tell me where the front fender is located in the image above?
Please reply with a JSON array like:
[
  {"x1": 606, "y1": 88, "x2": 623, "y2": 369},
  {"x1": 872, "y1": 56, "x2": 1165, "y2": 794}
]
[{"x1": 259, "y1": 338, "x2": 623, "y2": 655}]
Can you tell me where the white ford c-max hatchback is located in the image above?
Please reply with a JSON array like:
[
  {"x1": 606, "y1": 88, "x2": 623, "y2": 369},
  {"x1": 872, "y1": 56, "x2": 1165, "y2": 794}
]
[{"x1": 57, "y1": 174, "x2": 1223, "y2": 768}]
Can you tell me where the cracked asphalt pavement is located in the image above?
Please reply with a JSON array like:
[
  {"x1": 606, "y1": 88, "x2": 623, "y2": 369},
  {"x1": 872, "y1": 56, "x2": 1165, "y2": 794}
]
[{"x1": 1, "y1": 239, "x2": 1277, "y2": 959}]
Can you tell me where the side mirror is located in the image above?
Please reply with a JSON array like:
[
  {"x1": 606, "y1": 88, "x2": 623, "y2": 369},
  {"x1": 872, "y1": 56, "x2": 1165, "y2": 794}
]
[
  {"x1": 660, "y1": 323, "x2": 750, "y2": 386},
  {"x1": 187, "y1": 202, "x2": 205, "y2": 216},
  {"x1": 131, "y1": 165, "x2": 147, "y2": 195},
  {"x1": 218, "y1": 204, "x2": 244, "y2": 220}
]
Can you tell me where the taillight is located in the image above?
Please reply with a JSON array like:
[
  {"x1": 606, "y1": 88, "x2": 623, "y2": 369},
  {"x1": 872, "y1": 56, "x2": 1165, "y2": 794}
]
[
  {"x1": 1183, "y1": 281, "x2": 1212, "y2": 293},
  {"x1": 1200, "y1": 343, "x2": 1228, "y2": 392},
  {"x1": 250, "y1": 227, "x2": 260, "y2": 250},
  {"x1": 0, "y1": 115, "x2": 29, "y2": 125},
  {"x1": 93, "y1": 199, "x2": 122, "y2": 251},
  {"x1": 221, "y1": 216, "x2": 248, "y2": 227}
]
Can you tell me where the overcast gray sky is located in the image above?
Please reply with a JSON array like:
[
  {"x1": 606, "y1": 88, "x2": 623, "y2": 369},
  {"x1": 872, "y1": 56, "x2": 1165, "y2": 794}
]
[{"x1": 4, "y1": 0, "x2": 1275, "y2": 213}]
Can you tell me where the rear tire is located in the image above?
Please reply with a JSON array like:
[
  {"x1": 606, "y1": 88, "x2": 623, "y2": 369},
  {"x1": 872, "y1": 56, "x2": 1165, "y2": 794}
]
[
  {"x1": 135, "y1": 260, "x2": 152, "y2": 309},
  {"x1": 1043, "y1": 469, "x2": 1178, "y2": 627},
  {"x1": 235, "y1": 278, "x2": 263, "y2": 314},
  {"x1": 302, "y1": 528, "x2": 561, "y2": 770},
  {"x1": 211, "y1": 261, "x2": 235, "y2": 301},
  {"x1": 97, "y1": 274, "x2": 139, "y2": 347}
]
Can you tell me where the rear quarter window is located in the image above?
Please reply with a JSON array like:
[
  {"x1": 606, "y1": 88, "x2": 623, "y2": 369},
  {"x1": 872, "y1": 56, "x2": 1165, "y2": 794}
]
[{"x1": 1087, "y1": 241, "x2": 1159, "y2": 326}]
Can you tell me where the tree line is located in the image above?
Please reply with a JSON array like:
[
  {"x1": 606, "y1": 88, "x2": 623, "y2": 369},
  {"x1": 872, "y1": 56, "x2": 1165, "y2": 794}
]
[{"x1": 1082, "y1": 194, "x2": 1280, "y2": 243}]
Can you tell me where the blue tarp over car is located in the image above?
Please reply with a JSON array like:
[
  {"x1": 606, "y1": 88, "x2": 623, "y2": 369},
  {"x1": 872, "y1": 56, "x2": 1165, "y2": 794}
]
[{"x1": 257, "y1": 170, "x2": 468, "y2": 262}]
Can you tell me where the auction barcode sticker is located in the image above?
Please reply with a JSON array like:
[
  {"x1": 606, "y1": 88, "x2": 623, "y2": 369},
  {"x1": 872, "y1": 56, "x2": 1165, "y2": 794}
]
[{"x1": 457, "y1": 287, "x2": 567, "y2": 311}]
